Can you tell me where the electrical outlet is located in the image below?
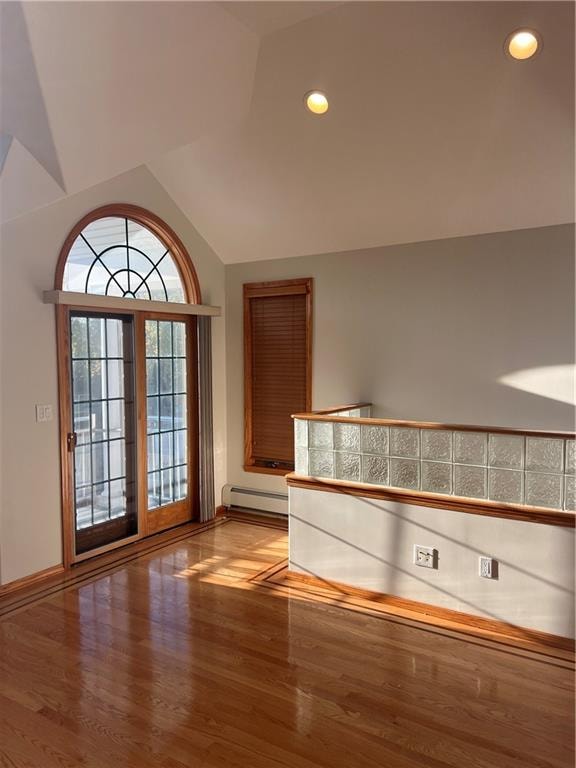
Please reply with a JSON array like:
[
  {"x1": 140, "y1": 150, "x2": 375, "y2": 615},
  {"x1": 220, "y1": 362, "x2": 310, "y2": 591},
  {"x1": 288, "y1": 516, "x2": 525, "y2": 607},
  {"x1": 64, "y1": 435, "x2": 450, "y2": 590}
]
[
  {"x1": 414, "y1": 545, "x2": 437, "y2": 569},
  {"x1": 479, "y1": 556, "x2": 498, "y2": 579}
]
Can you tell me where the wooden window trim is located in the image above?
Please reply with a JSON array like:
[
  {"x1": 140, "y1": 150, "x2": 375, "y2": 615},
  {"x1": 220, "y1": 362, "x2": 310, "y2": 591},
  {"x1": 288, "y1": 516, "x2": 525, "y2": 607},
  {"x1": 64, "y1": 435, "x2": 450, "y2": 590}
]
[{"x1": 244, "y1": 278, "x2": 313, "y2": 475}]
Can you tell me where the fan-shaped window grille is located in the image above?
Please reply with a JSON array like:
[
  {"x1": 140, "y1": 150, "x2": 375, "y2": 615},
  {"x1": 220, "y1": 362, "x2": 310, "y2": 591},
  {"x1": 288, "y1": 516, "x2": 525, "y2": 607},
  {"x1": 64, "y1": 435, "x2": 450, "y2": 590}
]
[{"x1": 63, "y1": 216, "x2": 186, "y2": 302}]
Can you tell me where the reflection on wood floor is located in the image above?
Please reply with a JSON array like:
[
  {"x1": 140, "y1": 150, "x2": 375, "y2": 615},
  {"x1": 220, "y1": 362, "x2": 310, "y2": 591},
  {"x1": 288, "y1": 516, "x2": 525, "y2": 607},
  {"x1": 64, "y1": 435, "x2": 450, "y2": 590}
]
[{"x1": 0, "y1": 520, "x2": 573, "y2": 767}]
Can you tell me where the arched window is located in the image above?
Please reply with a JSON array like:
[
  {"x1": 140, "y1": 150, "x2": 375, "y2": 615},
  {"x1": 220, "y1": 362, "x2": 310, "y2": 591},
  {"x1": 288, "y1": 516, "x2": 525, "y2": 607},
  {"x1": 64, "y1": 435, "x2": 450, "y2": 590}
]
[
  {"x1": 63, "y1": 216, "x2": 185, "y2": 302},
  {"x1": 55, "y1": 204, "x2": 201, "y2": 303},
  {"x1": 53, "y1": 205, "x2": 208, "y2": 566}
]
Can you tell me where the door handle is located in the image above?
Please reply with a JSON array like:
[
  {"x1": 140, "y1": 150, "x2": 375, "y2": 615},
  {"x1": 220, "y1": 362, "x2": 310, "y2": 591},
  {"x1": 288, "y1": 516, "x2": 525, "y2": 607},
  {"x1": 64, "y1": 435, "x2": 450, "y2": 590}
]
[{"x1": 67, "y1": 432, "x2": 78, "y2": 452}]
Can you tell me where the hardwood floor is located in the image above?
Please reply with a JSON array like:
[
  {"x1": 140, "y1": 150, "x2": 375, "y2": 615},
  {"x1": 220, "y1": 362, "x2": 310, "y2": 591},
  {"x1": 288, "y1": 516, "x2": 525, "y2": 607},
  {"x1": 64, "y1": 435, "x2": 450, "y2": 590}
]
[{"x1": 0, "y1": 520, "x2": 573, "y2": 767}]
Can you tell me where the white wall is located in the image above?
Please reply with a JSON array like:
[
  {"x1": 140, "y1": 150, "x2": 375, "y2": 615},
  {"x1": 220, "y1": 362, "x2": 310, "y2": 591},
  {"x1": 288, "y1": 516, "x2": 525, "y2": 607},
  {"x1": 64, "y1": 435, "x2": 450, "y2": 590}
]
[
  {"x1": 0, "y1": 166, "x2": 226, "y2": 584},
  {"x1": 225, "y1": 225, "x2": 575, "y2": 497},
  {"x1": 290, "y1": 487, "x2": 575, "y2": 637}
]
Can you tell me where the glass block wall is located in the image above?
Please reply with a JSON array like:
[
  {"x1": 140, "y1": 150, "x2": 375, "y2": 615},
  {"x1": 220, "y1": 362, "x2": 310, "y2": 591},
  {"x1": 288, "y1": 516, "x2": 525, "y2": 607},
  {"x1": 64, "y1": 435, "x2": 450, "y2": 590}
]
[{"x1": 294, "y1": 419, "x2": 575, "y2": 511}]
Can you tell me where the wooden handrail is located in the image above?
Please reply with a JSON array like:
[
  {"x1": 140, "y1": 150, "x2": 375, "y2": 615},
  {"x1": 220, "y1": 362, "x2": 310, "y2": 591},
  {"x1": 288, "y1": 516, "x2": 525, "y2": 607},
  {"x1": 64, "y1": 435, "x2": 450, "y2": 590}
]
[
  {"x1": 302, "y1": 402, "x2": 373, "y2": 416},
  {"x1": 291, "y1": 407, "x2": 574, "y2": 440}
]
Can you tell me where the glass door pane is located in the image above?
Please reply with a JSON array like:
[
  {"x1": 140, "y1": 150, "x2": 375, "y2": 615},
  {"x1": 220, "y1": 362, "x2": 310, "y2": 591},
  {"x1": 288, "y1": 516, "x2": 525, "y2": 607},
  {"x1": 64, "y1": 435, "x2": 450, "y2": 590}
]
[
  {"x1": 70, "y1": 313, "x2": 137, "y2": 554},
  {"x1": 145, "y1": 319, "x2": 188, "y2": 512}
]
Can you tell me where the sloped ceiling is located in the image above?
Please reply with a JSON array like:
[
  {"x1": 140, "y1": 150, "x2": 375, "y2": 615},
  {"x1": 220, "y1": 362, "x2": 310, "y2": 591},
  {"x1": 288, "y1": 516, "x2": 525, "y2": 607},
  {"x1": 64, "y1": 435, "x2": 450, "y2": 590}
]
[
  {"x1": 2, "y1": 2, "x2": 574, "y2": 264},
  {"x1": 0, "y1": 1, "x2": 258, "y2": 222}
]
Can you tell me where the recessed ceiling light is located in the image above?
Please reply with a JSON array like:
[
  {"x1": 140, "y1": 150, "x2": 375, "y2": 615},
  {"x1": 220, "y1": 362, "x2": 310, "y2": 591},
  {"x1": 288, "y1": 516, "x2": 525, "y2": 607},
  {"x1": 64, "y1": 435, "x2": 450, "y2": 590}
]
[
  {"x1": 304, "y1": 91, "x2": 329, "y2": 115},
  {"x1": 506, "y1": 29, "x2": 541, "y2": 60}
]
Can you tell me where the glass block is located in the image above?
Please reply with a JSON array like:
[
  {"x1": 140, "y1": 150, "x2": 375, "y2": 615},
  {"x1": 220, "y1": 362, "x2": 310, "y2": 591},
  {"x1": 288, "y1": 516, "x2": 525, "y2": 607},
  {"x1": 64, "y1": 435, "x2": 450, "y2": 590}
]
[
  {"x1": 294, "y1": 419, "x2": 308, "y2": 449},
  {"x1": 565, "y1": 476, "x2": 575, "y2": 511},
  {"x1": 362, "y1": 455, "x2": 389, "y2": 485},
  {"x1": 390, "y1": 427, "x2": 419, "y2": 458},
  {"x1": 295, "y1": 447, "x2": 308, "y2": 476},
  {"x1": 335, "y1": 453, "x2": 361, "y2": 482},
  {"x1": 334, "y1": 423, "x2": 361, "y2": 452},
  {"x1": 421, "y1": 462, "x2": 452, "y2": 495},
  {"x1": 454, "y1": 464, "x2": 487, "y2": 499},
  {"x1": 525, "y1": 437, "x2": 564, "y2": 474},
  {"x1": 566, "y1": 440, "x2": 575, "y2": 475},
  {"x1": 488, "y1": 434, "x2": 524, "y2": 470},
  {"x1": 421, "y1": 430, "x2": 452, "y2": 462},
  {"x1": 525, "y1": 472, "x2": 562, "y2": 510},
  {"x1": 488, "y1": 469, "x2": 523, "y2": 504},
  {"x1": 361, "y1": 425, "x2": 388, "y2": 455},
  {"x1": 308, "y1": 450, "x2": 334, "y2": 479},
  {"x1": 390, "y1": 458, "x2": 420, "y2": 490},
  {"x1": 309, "y1": 421, "x2": 333, "y2": 450},
  {"x1": 453, "y1": 432, "x2": 487, "y2": 466}
]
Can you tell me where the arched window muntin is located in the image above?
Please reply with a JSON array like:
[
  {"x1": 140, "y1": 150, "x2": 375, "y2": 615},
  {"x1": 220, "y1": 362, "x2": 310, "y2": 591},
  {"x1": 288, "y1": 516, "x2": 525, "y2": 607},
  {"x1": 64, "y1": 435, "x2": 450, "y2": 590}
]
[{"x1": 55, "y1": 204, "x2": 202, "y2": 305}]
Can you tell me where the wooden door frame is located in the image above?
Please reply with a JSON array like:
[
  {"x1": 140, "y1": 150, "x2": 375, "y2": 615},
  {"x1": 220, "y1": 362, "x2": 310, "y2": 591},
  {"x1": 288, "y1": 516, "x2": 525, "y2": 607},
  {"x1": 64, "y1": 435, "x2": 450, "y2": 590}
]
[
  {"x1": 57, "y1": 305, "x2": 200, "y2": 567},
  {"x1": 55, "y1": 204, "x2": 203, "y2": 568}
]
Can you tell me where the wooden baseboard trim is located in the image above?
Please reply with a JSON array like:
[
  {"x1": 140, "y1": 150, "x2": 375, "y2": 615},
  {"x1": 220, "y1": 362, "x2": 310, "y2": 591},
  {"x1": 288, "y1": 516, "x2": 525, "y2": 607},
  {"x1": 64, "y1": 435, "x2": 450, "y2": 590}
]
[
  {"x1": 0, "y1": 518, "x2": 226, "y2": 617},
  {"x1": 0, "y1": 564, "x2": 65, "y2": 598},
  {"x1": 251, "y1": 561, "x2": 574, "y2": 667},
  {"x1": 223, "y1": 507, "x2": 289, "y2": 530},
  {"x1": 286, "y1": 474, "x2": 575, "y2": 527}
]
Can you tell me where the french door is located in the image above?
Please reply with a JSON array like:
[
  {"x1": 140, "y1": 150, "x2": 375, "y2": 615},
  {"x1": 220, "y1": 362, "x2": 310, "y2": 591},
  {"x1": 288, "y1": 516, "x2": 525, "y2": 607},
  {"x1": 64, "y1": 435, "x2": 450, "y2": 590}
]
[{"x1": 62, "y1": 308, "x2": 198, "y2": 563}]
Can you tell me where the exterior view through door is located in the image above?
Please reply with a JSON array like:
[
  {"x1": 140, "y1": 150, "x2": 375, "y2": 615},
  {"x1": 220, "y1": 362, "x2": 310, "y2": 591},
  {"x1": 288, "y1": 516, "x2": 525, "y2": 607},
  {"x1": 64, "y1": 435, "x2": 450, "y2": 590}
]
[{"x1": 55, "y1": 205, "x2": 202, "y2": 565}]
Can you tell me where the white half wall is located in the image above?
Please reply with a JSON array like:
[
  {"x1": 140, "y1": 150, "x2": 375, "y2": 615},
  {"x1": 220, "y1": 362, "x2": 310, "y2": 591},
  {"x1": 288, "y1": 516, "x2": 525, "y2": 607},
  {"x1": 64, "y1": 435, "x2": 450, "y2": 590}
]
[
  {"x1": 0, "y1": 165, "x2": 226, "y2": 585},
  {"x1": 289, "y1": 486, "x2": 575, "y2": 638}
]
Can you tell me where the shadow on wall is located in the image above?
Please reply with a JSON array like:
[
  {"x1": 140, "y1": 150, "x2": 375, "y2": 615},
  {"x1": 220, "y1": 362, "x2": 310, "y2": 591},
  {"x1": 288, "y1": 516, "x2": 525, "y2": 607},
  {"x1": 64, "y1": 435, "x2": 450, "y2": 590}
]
[{"x1": 290, "y1": 500, "x2": 576, "y2": 635}]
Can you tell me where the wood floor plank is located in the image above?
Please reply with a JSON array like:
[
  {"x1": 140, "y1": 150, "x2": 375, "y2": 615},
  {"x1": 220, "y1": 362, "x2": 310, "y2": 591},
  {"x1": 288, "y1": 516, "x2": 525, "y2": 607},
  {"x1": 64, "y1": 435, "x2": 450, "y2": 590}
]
[{"x1": 0, "y1": 521, "x2": 573, "y2": 767}]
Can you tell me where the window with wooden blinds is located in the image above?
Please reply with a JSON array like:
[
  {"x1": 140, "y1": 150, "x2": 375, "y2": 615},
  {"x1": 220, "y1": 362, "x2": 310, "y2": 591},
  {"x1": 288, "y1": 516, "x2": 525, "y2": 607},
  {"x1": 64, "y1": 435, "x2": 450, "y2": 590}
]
[{"x1": 244, "y1": 278, "x2": 312, "y2": 475}]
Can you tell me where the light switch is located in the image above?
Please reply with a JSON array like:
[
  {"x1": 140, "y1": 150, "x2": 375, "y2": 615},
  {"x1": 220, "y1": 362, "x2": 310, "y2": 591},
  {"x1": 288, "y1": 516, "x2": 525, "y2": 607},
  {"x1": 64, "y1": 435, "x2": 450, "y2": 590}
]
[{"x1": 36, "y1": 404, "x2": 53, "y2": 423}]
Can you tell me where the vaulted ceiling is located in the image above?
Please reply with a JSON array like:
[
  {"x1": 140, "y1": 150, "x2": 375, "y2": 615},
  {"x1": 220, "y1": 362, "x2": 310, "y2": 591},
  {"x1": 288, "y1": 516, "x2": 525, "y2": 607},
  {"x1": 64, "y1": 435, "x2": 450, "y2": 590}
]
[{"x1": 2, "y1": 2, "x2": 574, "y2": 263}]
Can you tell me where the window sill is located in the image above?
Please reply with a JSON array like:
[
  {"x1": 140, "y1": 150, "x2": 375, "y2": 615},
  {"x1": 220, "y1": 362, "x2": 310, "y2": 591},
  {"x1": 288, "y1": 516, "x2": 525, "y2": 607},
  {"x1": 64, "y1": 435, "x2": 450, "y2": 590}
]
[{"x1": 244, "y1": 465, "x2": 293, "y2": 477}]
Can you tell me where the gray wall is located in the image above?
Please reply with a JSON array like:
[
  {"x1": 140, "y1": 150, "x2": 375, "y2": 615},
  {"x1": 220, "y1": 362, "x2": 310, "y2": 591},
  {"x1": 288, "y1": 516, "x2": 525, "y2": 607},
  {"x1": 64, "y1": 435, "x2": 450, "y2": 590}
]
[
  {"x1": 225, "y1": 225, "x2": 575, "y2": 495},
  {"x1": 0, "y1": 166, "x2": 227, "y2": 584}
]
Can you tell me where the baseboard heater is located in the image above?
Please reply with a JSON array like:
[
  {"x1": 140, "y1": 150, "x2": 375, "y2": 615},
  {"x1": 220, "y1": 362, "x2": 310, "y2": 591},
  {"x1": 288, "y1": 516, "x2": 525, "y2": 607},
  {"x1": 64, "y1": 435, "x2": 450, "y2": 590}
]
[{"x1": 224, "y1": 486, "x2": 288, "y2": 516}]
